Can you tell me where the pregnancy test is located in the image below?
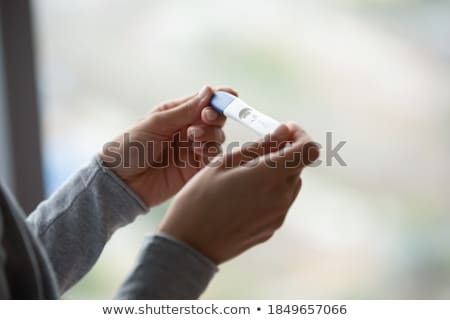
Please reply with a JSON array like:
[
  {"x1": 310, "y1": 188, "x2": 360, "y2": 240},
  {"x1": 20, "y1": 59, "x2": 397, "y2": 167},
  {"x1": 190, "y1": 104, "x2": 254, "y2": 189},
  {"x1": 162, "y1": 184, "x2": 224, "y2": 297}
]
[{"x1": 210, "y1": 91, "x2": 281, "y2": 136}]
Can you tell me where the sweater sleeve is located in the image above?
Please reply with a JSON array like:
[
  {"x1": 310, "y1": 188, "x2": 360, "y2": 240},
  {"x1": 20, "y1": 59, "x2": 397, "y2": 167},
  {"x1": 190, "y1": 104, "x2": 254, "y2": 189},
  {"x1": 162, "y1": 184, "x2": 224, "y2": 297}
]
[
  {"x1": 115, "y1": 233, "x2": 218, "y2": 299},
  {"x1": 27, "y1": 156, "x2": 149, "y2": 293},
  {"x1": 27, "y1": 156, "x2": 217, "y2": 299}
]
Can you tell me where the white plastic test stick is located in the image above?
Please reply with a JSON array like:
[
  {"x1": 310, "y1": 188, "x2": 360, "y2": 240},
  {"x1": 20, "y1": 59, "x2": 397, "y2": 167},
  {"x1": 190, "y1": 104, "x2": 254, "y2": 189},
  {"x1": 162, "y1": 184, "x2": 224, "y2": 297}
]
[{"x1": 210, "y1": 91, "x2": 281, "y2": 136}]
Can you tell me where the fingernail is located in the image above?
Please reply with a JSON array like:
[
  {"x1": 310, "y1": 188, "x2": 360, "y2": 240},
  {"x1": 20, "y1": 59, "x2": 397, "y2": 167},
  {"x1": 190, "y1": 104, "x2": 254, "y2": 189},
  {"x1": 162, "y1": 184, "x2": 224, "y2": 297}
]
[
  {"x1": 198, "y1": 85, "x2": 209, "y2": 101},
  {"x1": 188, "y1": 126, "x2": 204, "y2": 138},
  {"x1": 205, "y1": 109, "x2": 218, "y2": 121}
]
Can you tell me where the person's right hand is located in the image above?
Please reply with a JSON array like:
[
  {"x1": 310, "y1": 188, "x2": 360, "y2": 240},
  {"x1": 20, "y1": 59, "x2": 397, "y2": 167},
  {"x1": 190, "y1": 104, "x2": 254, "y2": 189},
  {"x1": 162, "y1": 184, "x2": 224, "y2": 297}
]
[{"x1": 158, "y1": 123, "x2": 319, "y2": 264}]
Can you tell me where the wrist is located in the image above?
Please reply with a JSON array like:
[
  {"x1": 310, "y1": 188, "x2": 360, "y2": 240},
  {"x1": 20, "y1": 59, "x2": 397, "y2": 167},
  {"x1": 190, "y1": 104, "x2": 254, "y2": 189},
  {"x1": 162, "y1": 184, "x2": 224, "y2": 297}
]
[
  {"x1": 96, "y1": 154, "x2": 149, "y2": 207},
  {"x1": 158, "y1": 224, "x2": 222, "y2": 265}
]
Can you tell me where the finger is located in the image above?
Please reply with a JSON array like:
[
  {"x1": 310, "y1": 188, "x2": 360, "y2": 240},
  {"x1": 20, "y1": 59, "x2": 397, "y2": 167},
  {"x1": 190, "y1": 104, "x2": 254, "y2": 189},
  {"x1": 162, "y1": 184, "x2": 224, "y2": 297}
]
[
  {"x1": 220, "y1": 124, "x2": 291, "y2": 168},
  {"x1": 287, "y1": 176, "x2": 302, "y2": 207},
  {"x1": 149, "y1": 85, "x2": 214, "y2": 134},
  {"x1": 153, "y1": 86, "x2": 237, "y2": 113},
  {"x1": 153, "y1": 93, "x2": 197, "y2": 112},
  {"x1": 201, "y1": 107, "x2": 227, "y2": 127},
  {"x1": 284, "y1": 122, "x2": 320, "y2": 168},
  {"x1": 187, "y1": 125, "x2": 225, "y2": 144},
  {"x1": 214, "y1": 86, "x2": 239, "y2": 97},
  {"x1": 255, "y1": 122, "x2": 319, "y2": 176},
  {"x1": 200, "y1": 87, "x2": 237, "y2": 126},
  {"x1": 192, "y1": 141, "x2": 223, "y2": 164}
]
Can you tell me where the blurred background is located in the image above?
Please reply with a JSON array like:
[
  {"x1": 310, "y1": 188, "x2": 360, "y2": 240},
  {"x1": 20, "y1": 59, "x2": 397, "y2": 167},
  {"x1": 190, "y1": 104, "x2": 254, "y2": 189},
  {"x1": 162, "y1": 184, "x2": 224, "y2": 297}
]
[{"x1": 1, "y1": 0, "x2": 449, "y2": 298}]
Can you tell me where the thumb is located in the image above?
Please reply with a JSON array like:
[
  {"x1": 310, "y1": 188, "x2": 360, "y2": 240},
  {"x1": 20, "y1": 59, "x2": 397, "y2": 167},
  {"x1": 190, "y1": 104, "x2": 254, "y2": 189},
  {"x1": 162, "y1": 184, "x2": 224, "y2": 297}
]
[
  {"x1": 151, "y1": 86, "x2": 213, "y2": 134},
  {"x1": 219, "y1": 124, "x2": 291, "y2": 169},
  {"x1": 257, "y1": 123, "x2": 320, "y2": 176}
]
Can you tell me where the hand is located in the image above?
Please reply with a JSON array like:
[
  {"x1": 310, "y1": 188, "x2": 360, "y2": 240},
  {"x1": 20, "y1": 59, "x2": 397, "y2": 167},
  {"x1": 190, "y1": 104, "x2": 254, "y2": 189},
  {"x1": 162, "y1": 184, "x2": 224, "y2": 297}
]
[
  {"x1": 100, "y1": 86, "x2": 238, "y2": 207},
  {"x1": 158, "y1": 123, "x2": 319, "y2": 264}
]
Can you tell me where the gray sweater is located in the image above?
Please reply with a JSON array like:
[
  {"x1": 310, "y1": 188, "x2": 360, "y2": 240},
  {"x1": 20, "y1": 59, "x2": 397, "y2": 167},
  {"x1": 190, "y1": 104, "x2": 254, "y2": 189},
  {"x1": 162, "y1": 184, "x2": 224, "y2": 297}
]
[{"x1": 0, "y1": 156, "x2": 217, "y2": 299}]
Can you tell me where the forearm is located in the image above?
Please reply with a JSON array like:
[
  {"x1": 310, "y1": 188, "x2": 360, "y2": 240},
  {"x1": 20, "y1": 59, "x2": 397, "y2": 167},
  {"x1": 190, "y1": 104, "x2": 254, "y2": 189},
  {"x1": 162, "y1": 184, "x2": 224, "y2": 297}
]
[{"x1": 27, "y1": 156, "x2": 149, "y2": 293}]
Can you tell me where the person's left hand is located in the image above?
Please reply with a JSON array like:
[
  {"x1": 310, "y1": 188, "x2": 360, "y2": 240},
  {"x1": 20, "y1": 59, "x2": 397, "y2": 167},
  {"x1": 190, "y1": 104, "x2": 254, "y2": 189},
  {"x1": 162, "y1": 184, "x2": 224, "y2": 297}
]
[{"x1": 100, "y1": 85, "x2": 237, "y2": 207}]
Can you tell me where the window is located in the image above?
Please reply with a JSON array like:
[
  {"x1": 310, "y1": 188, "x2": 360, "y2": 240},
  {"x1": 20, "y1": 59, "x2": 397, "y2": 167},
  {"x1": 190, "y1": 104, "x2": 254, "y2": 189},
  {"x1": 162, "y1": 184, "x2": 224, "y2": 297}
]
[{"x1": 33, "y1": 0, "x2": 450, "y2": 299}]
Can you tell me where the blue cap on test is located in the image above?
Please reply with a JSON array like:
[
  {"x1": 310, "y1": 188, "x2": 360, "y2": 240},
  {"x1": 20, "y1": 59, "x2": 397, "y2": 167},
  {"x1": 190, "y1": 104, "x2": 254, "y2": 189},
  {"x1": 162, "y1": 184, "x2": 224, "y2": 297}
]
[{"x1": 210, "y1": 91, "x2": 236, "y2": 114}]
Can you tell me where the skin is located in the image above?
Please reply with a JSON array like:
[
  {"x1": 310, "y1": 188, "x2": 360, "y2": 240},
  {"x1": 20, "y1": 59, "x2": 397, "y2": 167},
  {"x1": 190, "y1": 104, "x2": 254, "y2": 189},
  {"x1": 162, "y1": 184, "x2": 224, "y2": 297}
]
[
  {"x1": 101, "y1": 85, "x2": 237, "y2": 207},
  {"x1": 101, "y1": 85, "x2": 319, "y2": 264},
  {"x1": 159, "y1": 123, "x2": 319, "y2": 264}
]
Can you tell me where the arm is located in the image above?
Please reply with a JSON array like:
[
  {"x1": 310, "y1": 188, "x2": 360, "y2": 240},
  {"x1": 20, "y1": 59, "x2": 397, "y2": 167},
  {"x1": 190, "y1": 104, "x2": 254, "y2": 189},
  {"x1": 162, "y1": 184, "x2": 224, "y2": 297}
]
[
  {"x1": 26, "y1": 156, "x2": 148, "y2": 293},
  {"x1": 27, "y1": 158, "x2": 217, "y2": 298},
  {"x1": 116, "y1": 122, "x2": 319, "y2": 299},
  {"x1": 27, "y1": 86, "x2": 232, "y2": 295},
  {"x1": 28, "y1": 85, "x2": 318, "y2": 299}
]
